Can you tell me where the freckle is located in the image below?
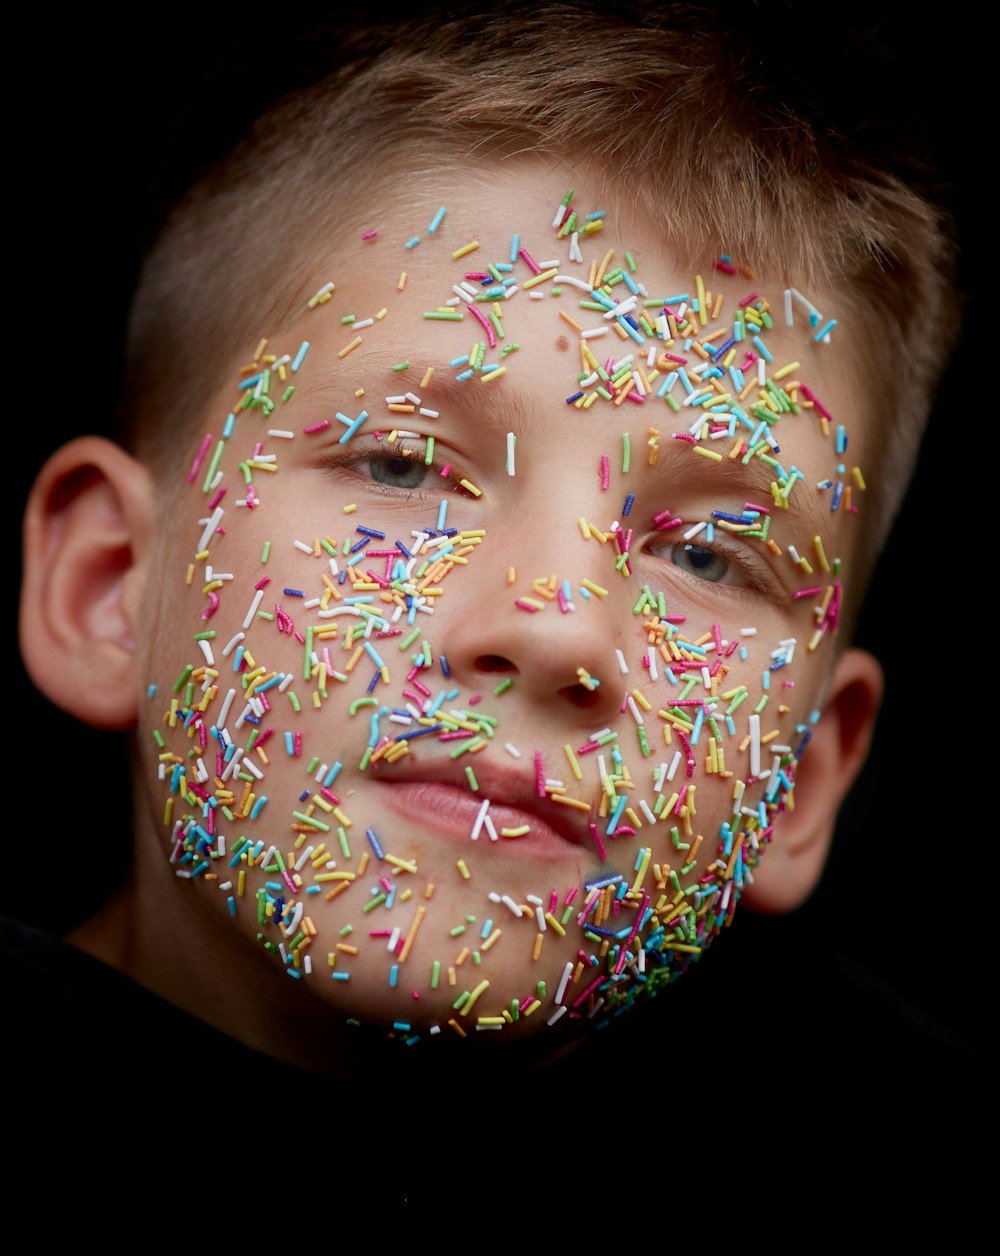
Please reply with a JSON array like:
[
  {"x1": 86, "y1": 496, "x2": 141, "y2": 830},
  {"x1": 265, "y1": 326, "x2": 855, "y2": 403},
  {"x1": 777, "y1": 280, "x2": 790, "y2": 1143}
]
[{"x1": 555, "y1": 335, "x2": 570, "y2": 352}]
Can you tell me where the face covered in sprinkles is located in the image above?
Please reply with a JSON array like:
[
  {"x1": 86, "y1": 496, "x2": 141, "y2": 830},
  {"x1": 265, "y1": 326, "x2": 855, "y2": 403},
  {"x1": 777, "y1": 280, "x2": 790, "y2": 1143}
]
[{"x1": 137, "y1": 166, "x2": 869, "y2": 1062}]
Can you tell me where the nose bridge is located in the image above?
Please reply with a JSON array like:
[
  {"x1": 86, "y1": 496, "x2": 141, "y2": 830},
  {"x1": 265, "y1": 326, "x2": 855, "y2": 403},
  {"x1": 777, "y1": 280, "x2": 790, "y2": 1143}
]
[{"x1": 442, "y1": 497, "x2": 636, "y2": 709}]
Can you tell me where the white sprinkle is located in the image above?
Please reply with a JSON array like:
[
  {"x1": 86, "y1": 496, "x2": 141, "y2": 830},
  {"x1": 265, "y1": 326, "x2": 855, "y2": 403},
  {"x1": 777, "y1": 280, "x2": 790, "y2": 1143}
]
[
  {"x1": 666, "y1": 750, "x2": 681, "y2": 781},
  {"x1": 267, "y1": 429, "x2": 294, "y2": 439},
  {"x1": 197, "y1": 506, "x2": 224, "y2": 553},
  {"x1": 471, "y1": 798, "x2": 490, "y2": 841},
  {"x1": 504, "y1": 742, "x2": 521, "y2": 758},
  {"x1": 242, "y1": 588, "x2": 264, "y2": 628},
  {"x1": 418, "y1": 408, "x2": 439, "y2": 418},
  {"x1": 293, "y1": 539, "x2": 314, "y2": 554},
  {"x1": 580, "y1": 326, "x2": 609, "y2": 339},
  {"x1": 197, "y1": 639, "x2": 215, "y2": 666},
  {"x1": 683, "y1": 521, "x2": 707, "y2": 541},
  {"x1": 749, "y1": 714, "x2": 761, "y2": 777},
  {"x1": 554, "y1": 961, "x2": 574, "y2": 1005},
  {"x1": 217, "y1": 688, "x2": 237, "y2": 727},
  {"x1": 501, "y1": 895, "x2": 523, "y2": 918}
]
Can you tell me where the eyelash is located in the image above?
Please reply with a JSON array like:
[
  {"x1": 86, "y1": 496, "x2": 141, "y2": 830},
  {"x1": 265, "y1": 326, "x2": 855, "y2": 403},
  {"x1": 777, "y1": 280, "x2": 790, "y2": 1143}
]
[
  {"x1": 317, "y1": 438, "x2": 464, "y2": 496},
  {"x1": 645, "y1": 525, "x2": 780, "y2": 598}
]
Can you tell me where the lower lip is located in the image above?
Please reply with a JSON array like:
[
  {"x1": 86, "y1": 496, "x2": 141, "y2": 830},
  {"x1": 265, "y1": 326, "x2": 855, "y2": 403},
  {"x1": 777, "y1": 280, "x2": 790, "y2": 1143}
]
[{"x1": 373, "y1": 780, "x2": 587, "y2": 864}]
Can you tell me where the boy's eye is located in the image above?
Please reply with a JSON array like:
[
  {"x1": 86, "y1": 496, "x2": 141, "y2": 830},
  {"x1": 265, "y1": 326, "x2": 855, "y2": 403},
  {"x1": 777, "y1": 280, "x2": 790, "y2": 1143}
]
[
  {"x1": 366, "y1": 453, "x2": 428, "y2": 490},
  {"x1": 670, "y1": 542, "x2": 731, "y2": 584}
]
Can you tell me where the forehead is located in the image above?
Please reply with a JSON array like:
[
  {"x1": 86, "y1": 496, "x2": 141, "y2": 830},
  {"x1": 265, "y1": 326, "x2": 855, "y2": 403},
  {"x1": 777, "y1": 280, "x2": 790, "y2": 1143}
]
[{"x1": 186, "y1": 162, "x2": 871, "y2": 573}]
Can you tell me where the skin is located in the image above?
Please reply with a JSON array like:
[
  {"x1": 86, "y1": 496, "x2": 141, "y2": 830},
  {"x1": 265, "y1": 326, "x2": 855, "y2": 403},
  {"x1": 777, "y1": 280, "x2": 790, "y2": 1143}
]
[{"x1": 48, "y1": 164, "x2": 881, "y2": 1076}]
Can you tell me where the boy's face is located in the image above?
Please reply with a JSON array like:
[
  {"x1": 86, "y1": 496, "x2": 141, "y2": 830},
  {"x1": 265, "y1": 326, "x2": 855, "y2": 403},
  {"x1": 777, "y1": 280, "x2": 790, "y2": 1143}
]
[{"x1": 134, "y1": 164, "x2": 869, "y2": 1058}]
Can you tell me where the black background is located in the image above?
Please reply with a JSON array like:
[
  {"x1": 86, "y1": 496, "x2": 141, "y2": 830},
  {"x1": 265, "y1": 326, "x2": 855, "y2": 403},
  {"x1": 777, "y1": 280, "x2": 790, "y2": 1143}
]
[{"x1": 8, "y1": 3, "x2": 986, "y2": 1077}]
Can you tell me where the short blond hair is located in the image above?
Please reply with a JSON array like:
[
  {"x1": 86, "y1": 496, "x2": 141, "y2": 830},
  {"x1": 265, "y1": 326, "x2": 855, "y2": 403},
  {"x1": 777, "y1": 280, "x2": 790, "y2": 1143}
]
[{"x1": 124, "y1": 2, "x2": 959, "y2": 594}]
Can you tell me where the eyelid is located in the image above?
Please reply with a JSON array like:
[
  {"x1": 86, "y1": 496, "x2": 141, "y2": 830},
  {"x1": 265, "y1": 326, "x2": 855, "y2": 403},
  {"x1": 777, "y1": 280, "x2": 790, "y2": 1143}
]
[
  {"x1": 314, "y1": 436, "x2": 466, "y2": 496},
  {"x1": 646, "y1": 522, "x2": 787, "y2": 598}
]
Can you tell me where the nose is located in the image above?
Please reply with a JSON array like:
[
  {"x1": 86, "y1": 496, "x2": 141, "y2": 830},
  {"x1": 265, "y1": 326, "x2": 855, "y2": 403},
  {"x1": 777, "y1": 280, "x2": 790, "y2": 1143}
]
[{"x1": 442, "y1": 565, "x2": 629, "y2": 723}]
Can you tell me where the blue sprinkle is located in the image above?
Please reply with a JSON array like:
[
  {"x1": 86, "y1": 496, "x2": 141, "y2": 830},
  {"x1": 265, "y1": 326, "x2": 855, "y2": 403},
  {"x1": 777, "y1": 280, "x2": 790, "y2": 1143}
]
[
  {"x1": 405, "y1": 236, "x2": 421, "y2": 249},
  {"x1": 366, "y1": 827, "x2": 385, "y2": 860},
  {"x1": 622, "y1": 493, "x2": 635, "y2": 516},
  {"x1": 427, "y1": 206, "x2": 446, "y2": 234},
  {"x1": 282, "y1": 587, "x2": 305, "y2": 597},
  {"x1": 291, "y1": 341, "x2": 310, "y2": 372}
]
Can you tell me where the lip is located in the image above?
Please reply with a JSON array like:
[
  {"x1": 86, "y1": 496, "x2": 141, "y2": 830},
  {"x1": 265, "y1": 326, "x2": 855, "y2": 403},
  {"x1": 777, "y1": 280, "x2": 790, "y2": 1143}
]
[{"x1": 370, "y1": 756, "x2": 595, "y2": 861}]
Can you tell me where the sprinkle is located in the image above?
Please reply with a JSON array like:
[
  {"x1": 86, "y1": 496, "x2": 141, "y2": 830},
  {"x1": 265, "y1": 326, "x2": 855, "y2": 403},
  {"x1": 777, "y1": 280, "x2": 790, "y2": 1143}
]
[{"x1": 452, "y1": 241, "x2": 480, "y2": 260}]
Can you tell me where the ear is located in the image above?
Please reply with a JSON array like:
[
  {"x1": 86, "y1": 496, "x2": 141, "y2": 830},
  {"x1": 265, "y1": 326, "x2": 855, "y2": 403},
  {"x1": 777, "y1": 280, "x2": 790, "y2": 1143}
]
[
  {"x1": 20, "y1": 436, "x2": 155, "y2": 730},
  {"x1": 741, "y1": 647, "x2": 884, "y2": 914}
]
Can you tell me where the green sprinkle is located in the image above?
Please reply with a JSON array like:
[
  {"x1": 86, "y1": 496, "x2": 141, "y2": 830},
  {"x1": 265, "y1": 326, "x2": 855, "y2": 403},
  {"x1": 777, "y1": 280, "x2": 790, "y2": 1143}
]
[
  {"x1": 392, "y1": 360, "x2": 410, "y2": 372},
  {"x1": 306, "y1": 756, "x2": 320, "y2": 773},
  {"x1": 423, "y1": 311, "x2": 465, "y2": 321},
  {"x1": 193, "y1": 631, "x2": 216, "y2": 641},
  {"x1": 431, "y1": 960, "x2": 441, "y2": 989},
  {"x1": 281, "y1": 386, "x2": 295, "y2": 403},
  {"x1": 363, "y1": 893, "x2": 387, "y2": 914},
  {"x1": 424, "y1": 436, "x2": 435, "y2": 465},
  {"x1": 399, "y1": 627, "x2": 421, "y2": 651},
  {"x1": 257, "y1": 610, "x2": 274, "y2": 621},
  {"x1": 625, "y1": 251, "x2": 637, "y2": 272},
  {"x1": 338, "y1": 924, "x2": 353, "y2": 937},
  {"x1": 260, "y1": 540, "x2": 271, "y2": 563},
  {"x1": 493, "y1": 677, "x2": 513, "y2": 696},
  {"x1": 202, "y1": 440, "x2": 225, "y2": 494},
  {"x1": 465, "y1": 766, "x2": 479, "y2": 792},
  {"x1": 152, "y1": 729, "x2": 165, "y2": 748},
  {"x1": 337, "y1": 826, "x2": 351, "y2": 858},
  {"x1": 292, "y1": 811, "x2": 329, "y2": 832},
  {"x1": 288, "y1": 692, "x2": 301, "y2": 713},
  {"x1": 172, "y1": 665, "x2": 193, "y2": 694},
  {"x1": 449, "y1": 925, "x2": 466, "y2": 938}
]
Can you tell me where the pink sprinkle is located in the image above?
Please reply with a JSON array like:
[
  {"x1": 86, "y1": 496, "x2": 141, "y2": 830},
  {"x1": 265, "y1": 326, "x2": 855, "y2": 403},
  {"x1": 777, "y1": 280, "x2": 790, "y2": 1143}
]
[
  {"x1": 715, "y1": 260, "x2": 737, "y2": 275},
  {"x1": 533, "y1": 749, "x2": 546, "y2": 798},
  {"x1": 800, "y1": 384, "x2": 834, "y2": 422},
  {"x1": 464, "y1": 272, "x2": 489, "y2": 281},
  {"x1": 571, "y1": 972, "x2": 606, "y2": 1008},
  {"x1": 600, "y1": 453, "x2": 610, "y2": 490},
  {"x1": 745, "y1": 501, "x2": 771, "y2": 514},
  {"x1": 188, "y1": 434, "x2": 213, "y2": 483},
  {"x1": 663, "y1": 353, "x2": 688, "y2": 365},
  {"x1": 515, "y1": 599, "x2": 541, "y2": 613},
  {"x1": 320, "y1": 788, "x2": 341, "y2": 805},
  {"x1": 563, "y1": 886, "x2": 579, "y2": 907},
  {"x1": 303, "y1": 420, "x2": 332, "y2": 434},
  {"x1": 738, "y1": 291, "x2": 759, "y2": 307},
  {"x1": 440, "y1": 464, "x2": 452, "y2": 477},
  {"x1": 518, "y1": 245, "x2": 541, "y2": 275},
  {"x1": 576, "y1": 741, "x2": 600, "y2": 755},
  {"x1": 672, "y1": 432, "x2": 697, "y2": 444},
  {"x1": 468, "y1": 694, "x2": 481, "y2": 706},
  {"x1": 361, "y1": 229, "x2": 378, "y2": 240},
  {"x1": 557, "y1": 587, "x2": 571, "y2": 614},
  {"x1": 256, "y1": 728, "x2": 275, "y2": 748},
  {"x1": 626, "y1": 390, "x2": 645, "y2": 404},
  {"x1": 588, "y1": 822, "x2": 608, "y2": 862},
  {"x1": 467, "y1": 301, "x2": 497, "y2": 348},
  {"x1": 438, "y1": 730, "x2": 473, "y2": 742},
  {"x1": 201, "y1": 591, "x2": 219, "y2": 621},
  {"x1": 794, "y1": 586, "x2": 823, "y2": 598},
  {"x1": 207, "y1": 486, "x2": 227, "y2": 510},
  {"x1": 548, "y1": 891, "x2": 558, "y2": 914},
  {"x1": 654, "y1": 516, "x2": 683, "y2": 532}
]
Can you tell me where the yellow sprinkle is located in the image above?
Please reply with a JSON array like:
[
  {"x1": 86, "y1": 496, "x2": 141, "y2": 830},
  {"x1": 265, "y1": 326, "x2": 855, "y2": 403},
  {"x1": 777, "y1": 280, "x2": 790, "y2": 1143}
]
[
  {"x1": 578, "y1": 517, "x2": 591, "y2": 540},
  {"x1": 813, "y1": 535, "x2": 831, "y2": 573},
  {"x1": 693, "y1": 445, "x2": 723, "y2": 461},
  {"x1": 456, "y1": 859, "x2": 471, "y2": 879},
  {"x1": 772, "y1": 361, "x2": 800, "y2": 381},
  {"x1": 507, "y1": 566, "x2": 517, "y2": 585},
  {"x1": 580, "y1": 579, "x2": 609, "y2": 597},
  {"x1": 500, "y1": 825, "x2": 531, "y2": 837},
  {"x1": 480, "y1": 929, "x2": 502, "y2": 952},
  {"x1": 342, "y1": 503, "x2": 357, "y2": 514},
  {"x1": 480, "y1": 366, "x2": 506, "y2": 383},
  {"x1": 462, "y1": 979, "x2": 490, "y2": 1016},
  {"x1": 563, "y1": 743, "x2": 582, "y2": 781},
  {"x1": 397, "y1": 905, "x2": 426, "y2": 963},
  {"x1": 338, "y1": 335, "x2": 363, "y2": 358},
  {"x1": 550, "y1": 793, "x2": 590, "y2": 813},
  {"x1": 559, "y1": 310, "x2": 584, "y2": 332},
  {"x1": 521, "y1": 266, "x2": 558, "y2": 290},
  {"x1": 459, "y1": 478, "x2": 482, "y2": 497},
  {"x1": 543, "y1": 912, "x2": 566, "y2": 937},
  {"x1": 532, "y1": 933, "x2": 544, "y2": 961},
  {"x1": 631, "y1": 688, "x2": 652, "y2": 711},
  {"x1": 452, "y1": 241, "x2": 480, "y2": 260},
  {"x1": 695, "y1": 274, "x2": 707, "y2": 327},
  {"x1": 852, "y1": 466, "x2": 866, "y2": 490}
]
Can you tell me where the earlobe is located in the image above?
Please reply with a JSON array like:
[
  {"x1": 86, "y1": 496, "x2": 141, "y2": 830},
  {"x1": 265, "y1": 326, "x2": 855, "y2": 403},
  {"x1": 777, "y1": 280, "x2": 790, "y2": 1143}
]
[
  {"x1": 741, "y1": 647, "x2": 884, "y2": 915},
  {"x1": 20, "y1": 437, "x2": 155, "y2": 730}
]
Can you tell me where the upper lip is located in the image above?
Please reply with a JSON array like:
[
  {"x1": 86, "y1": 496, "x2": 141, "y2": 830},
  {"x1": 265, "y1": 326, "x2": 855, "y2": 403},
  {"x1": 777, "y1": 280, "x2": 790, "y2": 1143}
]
[{"x1": 370, "y1": 754, "x2": 594, "y2": 848}]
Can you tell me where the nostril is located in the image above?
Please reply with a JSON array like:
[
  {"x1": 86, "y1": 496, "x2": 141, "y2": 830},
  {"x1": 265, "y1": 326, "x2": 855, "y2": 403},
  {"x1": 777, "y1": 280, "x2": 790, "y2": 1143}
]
[
  {"x1": 474, "y1": 654, "x2": 518, "y2": 675},
  {"x1": 559, "y1": 683, "x2": 602, "y2": 709}
]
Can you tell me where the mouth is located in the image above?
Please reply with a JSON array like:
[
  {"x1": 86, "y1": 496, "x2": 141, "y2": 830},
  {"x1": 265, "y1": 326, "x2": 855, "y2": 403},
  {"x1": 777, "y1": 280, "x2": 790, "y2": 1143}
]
[{"x1": 370, "y1": 756, "x2": 595, "y2": 861}]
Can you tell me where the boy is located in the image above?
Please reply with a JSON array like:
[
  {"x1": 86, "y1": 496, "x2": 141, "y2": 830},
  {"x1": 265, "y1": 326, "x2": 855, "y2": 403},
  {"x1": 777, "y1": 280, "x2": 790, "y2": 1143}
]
[{"x1": 10, "y1": 4, "x2": 977, "y2": 1133}]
